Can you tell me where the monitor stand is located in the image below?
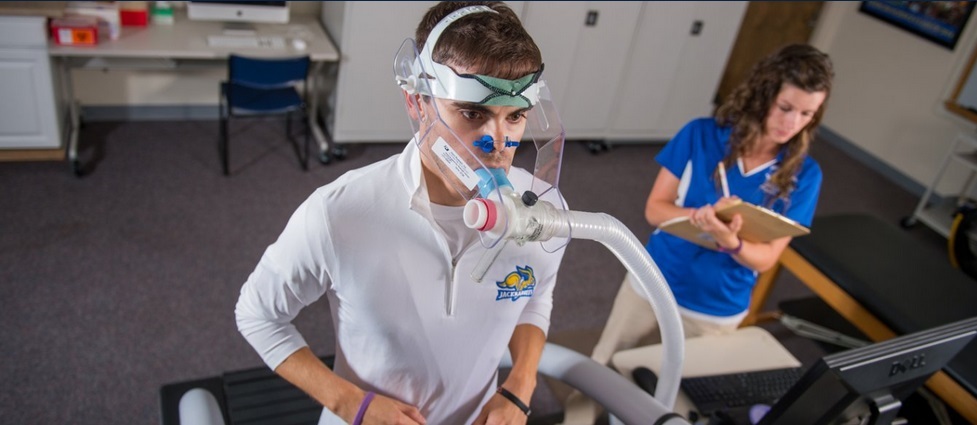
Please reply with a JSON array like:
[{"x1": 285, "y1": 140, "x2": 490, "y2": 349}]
[
  {"x1": 221, "y1": 22, "x2": 256, "y2": 35},
  {"x1": 867, "y1": 392, "x2": 902, "y2": 425}
]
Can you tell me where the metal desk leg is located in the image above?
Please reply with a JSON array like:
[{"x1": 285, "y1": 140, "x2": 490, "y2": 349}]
[
  {"x1": 67, "y1": 102, "x2": 81, "y2": 176},
  {"x1": 60, "y1": 57, "x2": 83, "y2": 176},
  {"x1": 308, "y1": 61, "x2": 332, "y2": 164}
]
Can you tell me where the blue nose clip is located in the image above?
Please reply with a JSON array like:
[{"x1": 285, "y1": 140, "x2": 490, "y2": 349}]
[
  {"x1": 472, "y1": 135, "x2": 521, "y2": 153},
  {"x1": 473, "y1": 135, "x2": 495, "y2": 153}
]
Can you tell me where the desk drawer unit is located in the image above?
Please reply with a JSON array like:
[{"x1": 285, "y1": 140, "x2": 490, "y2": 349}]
[{"x1": 0, "y1": 15, "x2": 63, "y2": 149}]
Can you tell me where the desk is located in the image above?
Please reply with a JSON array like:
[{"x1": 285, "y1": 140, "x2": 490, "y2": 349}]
[
  {"x1": 47, "y1": 11, "x2": 339, "y2": 175},
  {"x1": 611, "y1": 326, "x2": 800, "y2": 419}
]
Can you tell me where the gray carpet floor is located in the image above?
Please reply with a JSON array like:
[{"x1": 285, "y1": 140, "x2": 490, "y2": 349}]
[{"x1": 0, "y1": 119, "x2": 952, "y2": 424}]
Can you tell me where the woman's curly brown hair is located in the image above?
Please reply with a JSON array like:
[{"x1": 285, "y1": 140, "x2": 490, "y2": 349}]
[{"x1": 715, "y1": 44, "x2": 833, "y2": 204}]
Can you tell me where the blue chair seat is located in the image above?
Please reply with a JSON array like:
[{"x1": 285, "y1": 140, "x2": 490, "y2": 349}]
[{"x1": 223, "y1": 82, "x2": 304, "y2": 115}]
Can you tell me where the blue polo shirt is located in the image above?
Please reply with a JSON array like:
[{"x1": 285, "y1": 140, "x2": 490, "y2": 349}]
[{"x1": 646, "y1": 118, "x2": 822, "y2": 316}]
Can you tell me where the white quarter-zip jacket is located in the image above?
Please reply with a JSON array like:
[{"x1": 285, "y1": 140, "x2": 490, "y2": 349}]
[{"x1": 235, "y1": 140, "x2": 566, "y2": 424}]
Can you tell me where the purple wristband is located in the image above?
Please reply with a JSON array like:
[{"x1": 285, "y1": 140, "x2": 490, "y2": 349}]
[
  {"x1": 716, "y1": 237, "x2": 743, "y2": 255},
  {"x1": 352, "y1": 392, "x2": 375, "y2": 425}
]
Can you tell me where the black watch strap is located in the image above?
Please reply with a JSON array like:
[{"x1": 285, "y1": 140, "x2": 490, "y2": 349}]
[{"x1": 496, "y1": 387, "x2": 531, "y2": 416}]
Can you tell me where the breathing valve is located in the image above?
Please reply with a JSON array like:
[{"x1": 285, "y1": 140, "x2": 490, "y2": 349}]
[{"x1": 464, "y1": 168, "x2": 560, "y2": 245}]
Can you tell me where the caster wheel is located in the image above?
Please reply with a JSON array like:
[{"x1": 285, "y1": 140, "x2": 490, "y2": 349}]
[
  {"x1": 71, "y1": 160, "x2": 84, "y2": 177},
  {"x1": 331, "y1": 145, "x2": 348, "y2": 161},
  {"x1": 586, "y1": 140, "x2": 610, "y2": 155},
  {"x1": 899, "y1": 216, "x2": 917, "y2": 229},
  {"x1": 318, "y1": 150, "x2": 332, "y2": 165},
  {"x1": 586, "y1": 142, "x2": 601, "y2": 155}
]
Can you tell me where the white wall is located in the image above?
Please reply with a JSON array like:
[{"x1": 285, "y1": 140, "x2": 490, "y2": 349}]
[{"x1": 810, "y1": 2, "x2": 977, "y2": 196}]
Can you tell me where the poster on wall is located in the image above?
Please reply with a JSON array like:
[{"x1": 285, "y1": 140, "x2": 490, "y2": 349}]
[{"x1": 859, "y1": 1, "x2": 975, "y2": 50}]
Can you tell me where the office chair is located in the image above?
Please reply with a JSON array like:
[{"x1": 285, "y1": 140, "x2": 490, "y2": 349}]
[{"x1": 219, "y1": 55, "x2": 311, "y2": 176}]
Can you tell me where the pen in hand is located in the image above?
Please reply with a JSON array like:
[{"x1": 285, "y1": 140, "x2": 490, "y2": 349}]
[{"x1": 718, "y1": 161, "x2": 730, "y2": 198}]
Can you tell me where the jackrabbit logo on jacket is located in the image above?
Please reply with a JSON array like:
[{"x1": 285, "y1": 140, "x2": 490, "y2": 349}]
[{"x1": 496, "y1": 265, "x2": 535, "y2": 301}]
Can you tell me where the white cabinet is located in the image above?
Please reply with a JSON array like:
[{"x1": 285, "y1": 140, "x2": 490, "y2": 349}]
[
  {"x1": 526, "y1": 2, "x2": 746, "y2": 141},
  {"x1": 0, "y1": 16, "x2": 63, "y2": 149},
  {"x1": 323, "y1": 1, "x2": 744, "y2": 144},
  {"x1": 522, "y1": 2, "x2": 643, "y2": 139},
  {"x1": 323, "y1": 2, "x2": 435, "y2": 143},
  {"x1": 607, "y1": 2, "x2": 746, "y2": 141}
]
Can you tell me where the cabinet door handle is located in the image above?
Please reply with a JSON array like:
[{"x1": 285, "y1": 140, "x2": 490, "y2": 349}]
[
  {"x1": 586, "y1": 10, "x2": 598, "y2": 27},
  {"x1": 691, "y1": 20, "x2": 703, "y2": 36}
]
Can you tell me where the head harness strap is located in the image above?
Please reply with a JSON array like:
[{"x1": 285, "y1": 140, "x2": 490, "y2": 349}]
[{"x1": 411, "y1": 5, "x2": 543, "y2": 108}]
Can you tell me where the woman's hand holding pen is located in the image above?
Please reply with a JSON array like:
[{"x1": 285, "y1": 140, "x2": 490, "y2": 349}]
[{"x1": 689, "y1": 196, "x2": 742, "y2": 250}]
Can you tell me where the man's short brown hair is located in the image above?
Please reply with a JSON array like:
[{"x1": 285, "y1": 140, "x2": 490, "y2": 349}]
[{"x1": 416, "y1": 1, "x2": 542, "y2": 80}]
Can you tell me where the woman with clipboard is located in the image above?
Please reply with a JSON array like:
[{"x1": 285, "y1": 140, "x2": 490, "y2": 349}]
[{"x1": 563, "y1": 44, "x2": 835, "y2": 424}]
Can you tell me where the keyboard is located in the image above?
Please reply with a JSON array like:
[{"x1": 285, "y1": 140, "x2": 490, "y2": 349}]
[
  {"x1": 680, "y1": 367, "x2": 805, "y2": 415},
  {"x1": 633, "y1": 366, "x2": 804, "y2": 416},
  {"x1": 206, "y1": 35, "x2": 286, "y2": 49}
]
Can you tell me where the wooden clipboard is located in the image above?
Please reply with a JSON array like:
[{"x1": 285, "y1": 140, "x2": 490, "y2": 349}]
[{"x1": 659, "y1": 201, "x2": 810, "y2": 250}]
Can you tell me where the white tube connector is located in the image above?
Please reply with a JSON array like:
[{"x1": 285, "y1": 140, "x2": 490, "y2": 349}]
[
  {"x1": 465, "y1": 189, "x2": 686, "y2": 412},
  {"x1": 463, "y1": 186, "x2": 567, "y2": 245}
]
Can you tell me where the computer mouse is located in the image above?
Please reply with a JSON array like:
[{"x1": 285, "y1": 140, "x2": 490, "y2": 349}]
[
  {"x1": 748, "y1": 404, "x2": 771, "y2": 424},
  {"x1": 291, "y1": 38, "x2": 307, "y2": 50}
]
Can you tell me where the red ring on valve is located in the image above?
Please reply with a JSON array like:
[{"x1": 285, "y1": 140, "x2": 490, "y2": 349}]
[{"x1": 477, "y1": 198, "x2": 497, "y2": 232}]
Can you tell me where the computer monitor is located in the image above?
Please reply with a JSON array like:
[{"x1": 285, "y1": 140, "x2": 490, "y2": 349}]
[
  {"x1": 758, "y1": 316, "x2": 977, "y2": 425},
  {"x1": 187, "y1": 1, "x2": 289, "y2": 24}
]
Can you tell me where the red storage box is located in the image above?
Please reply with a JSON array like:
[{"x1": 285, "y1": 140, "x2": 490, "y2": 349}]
[
  {"x1": 50, "y1": 16, "x2": 100, "y2": 46},
  {"x1": 120, "y1": 9, "x2": 148, "y2": 27}
]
